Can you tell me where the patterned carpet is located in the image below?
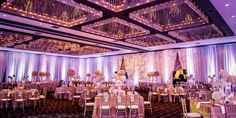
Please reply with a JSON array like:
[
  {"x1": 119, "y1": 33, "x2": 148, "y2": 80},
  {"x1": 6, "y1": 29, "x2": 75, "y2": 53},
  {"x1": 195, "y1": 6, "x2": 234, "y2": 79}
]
[{"x1": 0, "y1": 91, "x2": 183, "y2": 118}]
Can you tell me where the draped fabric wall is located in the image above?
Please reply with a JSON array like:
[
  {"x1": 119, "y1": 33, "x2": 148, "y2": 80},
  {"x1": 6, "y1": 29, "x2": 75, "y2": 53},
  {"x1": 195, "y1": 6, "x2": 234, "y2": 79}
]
[
  {"x1": 0, "y1": 43, "x2": 236, "y2": 85},
  {"x1": 0, "y1": 51, "x2": 7, "y2": 82}
]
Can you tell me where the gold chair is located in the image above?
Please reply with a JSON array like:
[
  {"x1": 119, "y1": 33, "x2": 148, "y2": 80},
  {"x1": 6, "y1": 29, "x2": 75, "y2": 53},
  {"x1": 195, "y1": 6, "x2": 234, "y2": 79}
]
[
  {"x1": 172, "y1": 87, "x2": 180, "y2": 103},
  {"x1": 83, "y1": 90, "x2": 95, "y2": 117},
  {"x1": 0, "y1": 89, "x2": 11, "y2": 110},
  {"x1": 39, "y1": 87, "x2": 47, "y2": 106},
  {"x1": 181, "y1": 98, "x2": 201, "y2": 118},
  {"x1": 144, "y1": 91, "x2": 152, "y2": 115},
  {"x1": 127, "y1": 94, "x2": 140, "y2": 118},
  {"x1": 116, "y1": 94, "x2": 128, "y2": 118},
  {"x1": 72, "y1": 86, "x2": 83, "y2": 105},
  {"x1": 13, "y1": 89, "x2": 26, "y2": 111},
  {"x1": 160, "y1": 88, "x2": 168, "y2": 102},
  {"x1": 28, "y1": 89, "x2": 40, "y2": 109},
  {"x1": 99, "y1": 94, "x2": 111, "y2": 117}
]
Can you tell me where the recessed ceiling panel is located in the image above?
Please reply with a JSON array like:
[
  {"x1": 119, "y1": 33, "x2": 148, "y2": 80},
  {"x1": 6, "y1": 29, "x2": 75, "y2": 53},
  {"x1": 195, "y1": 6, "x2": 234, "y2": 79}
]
[
  {"x1": 13, "y1": 38, "x2": 113, "y2": 55},
  {"x1": 129, "y1": 0, "x2": 208, "y2": 32},
  {"x1": 125, "y1": 34, "x2": 176, "y2": 47},
  {"x1": 87, "y1": 0, "x2": 155, "y2": 12},
  {"x1": 81, "y1": 17, "x2": 150, "y2": 40},
  {"x1": 1, "y1": 0, "x2": 103, "y2": 27},
  {"x1": 168, "y1": 24, "x2": 224, "y2": 41},
  {"x1": 0, "y1": 31, "x2": 32, "y2": 47}
]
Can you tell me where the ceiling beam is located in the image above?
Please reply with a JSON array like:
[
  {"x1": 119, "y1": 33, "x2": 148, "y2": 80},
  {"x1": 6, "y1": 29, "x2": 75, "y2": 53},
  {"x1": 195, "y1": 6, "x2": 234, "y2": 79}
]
[
  {"x1": 0, "y1": 18, "x2": 147, "y2": 51},
  {"x1": 73, "y1": 0, "x2": 183, "y2": 42}
]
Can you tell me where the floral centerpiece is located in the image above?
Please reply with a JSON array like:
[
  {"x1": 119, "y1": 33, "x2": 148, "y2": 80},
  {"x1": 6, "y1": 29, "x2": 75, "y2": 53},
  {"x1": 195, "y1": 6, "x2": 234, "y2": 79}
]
[
  {"x1": 67, "y1": 69, "x2": 76, "y2": 78},
  {"x1": 147, "y1": 71, "x2": 159, "y2": 82},
  {"x1": 87, "y1": 73, "x2": 91, "y2": 81},
  {"x1": 32, "y1": 71, "x2": 38, "y2": 82},
  {"x1": 212, "y1": 90, "x2": 225, "y2": 103},
  {"x1": 23, "y1": 75, "x2": 29, "y2": 82},
  {"x1": 8, "y1": 75, "x2": 15, "y2": 83},
  {"x1": 94, "y1": 70, "x2": 103, "y2": 82},
  {"x1": 39, "y1": 72, "x2": 46, "y2": 82},
  {"x1": 218, "y1": 69, "x2": 229, "y2": 79},
  {"x1": 208, "y1": 74, "x2": 216, "y2": 85},
  {"x1": 113, "y1": 70, "x2": 126, "y2": 89},
  {"x1": 45, "y1": 72, "x2": 50, "y2": 81}
]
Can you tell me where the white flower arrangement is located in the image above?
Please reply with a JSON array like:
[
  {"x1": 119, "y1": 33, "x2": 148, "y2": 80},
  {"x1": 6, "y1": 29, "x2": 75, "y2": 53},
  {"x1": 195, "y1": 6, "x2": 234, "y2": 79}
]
[
  {"x1": 212, "y1": 91, "x2": 225, "y2": 101},
  {"x1": 218, "y1": 69, "x2": 229, "y2": 79}
]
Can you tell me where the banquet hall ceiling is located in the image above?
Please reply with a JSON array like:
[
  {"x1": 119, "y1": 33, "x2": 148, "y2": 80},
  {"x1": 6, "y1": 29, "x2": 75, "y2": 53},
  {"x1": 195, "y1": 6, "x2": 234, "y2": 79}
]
[{"x1": 0, "y1": 0, "x2": 234, "y2": 57}]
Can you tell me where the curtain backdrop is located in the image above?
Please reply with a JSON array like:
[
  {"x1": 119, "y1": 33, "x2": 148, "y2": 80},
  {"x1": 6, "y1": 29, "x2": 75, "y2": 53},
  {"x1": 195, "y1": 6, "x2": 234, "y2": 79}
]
[
  {"x1": 0, "y1": 51, "x2": 7, "y2": 82},
  {"x1": 0, "y1": 43, "x2": 236, "y2": 84}
]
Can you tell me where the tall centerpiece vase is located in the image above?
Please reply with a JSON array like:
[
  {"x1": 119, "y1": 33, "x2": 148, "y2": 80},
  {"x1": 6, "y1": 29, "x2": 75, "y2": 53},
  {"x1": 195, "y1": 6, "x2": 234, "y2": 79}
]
[
  {"x1": 32, "y1": 71, "x2": 38, "y2": 82},
  {"x1": 46, "y1": 72, "x2": 51, "y2": 82},
  {"x1": 87, "y1": 73, "x2": 91, "y2": 81},
  {"x1": 39, "y1": 72, "x2": 46, "y2": 82}
]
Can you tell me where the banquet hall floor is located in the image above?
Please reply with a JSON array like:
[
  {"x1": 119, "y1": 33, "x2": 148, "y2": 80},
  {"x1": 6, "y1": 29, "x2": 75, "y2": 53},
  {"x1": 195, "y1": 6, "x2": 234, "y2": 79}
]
[{"x1": 0, "y1": 91, "x2": 183, "y2": 118}]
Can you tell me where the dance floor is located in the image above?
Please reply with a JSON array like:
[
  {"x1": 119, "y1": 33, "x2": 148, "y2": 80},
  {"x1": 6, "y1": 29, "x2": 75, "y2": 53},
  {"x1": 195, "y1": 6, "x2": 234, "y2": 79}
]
[{"x1": 0, "y1": 90, "x2": 182, "y2": 118}]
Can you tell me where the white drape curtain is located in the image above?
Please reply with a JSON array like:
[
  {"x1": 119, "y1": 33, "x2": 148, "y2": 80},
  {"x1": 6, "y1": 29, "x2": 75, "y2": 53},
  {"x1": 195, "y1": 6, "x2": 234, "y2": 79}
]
[
  {"x1": 0, "y1": 51, "x2": 7, "y2": 82},
  {"x1": 1, "y1": 43, "x2": 236, "y2": 84}
]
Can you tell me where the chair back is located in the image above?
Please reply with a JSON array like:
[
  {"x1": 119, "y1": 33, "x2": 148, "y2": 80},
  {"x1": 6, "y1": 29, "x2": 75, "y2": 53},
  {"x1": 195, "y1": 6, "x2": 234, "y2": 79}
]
[
  {"x1": 82, "y1": 89, "x2": 97, "y2": 100},
  {"x1": 116, "y1": 94, "x2": 127, "y2": 108},
  {"x1": 128, "y1": 94, "x2": 140, "y2": 108},
  {"x1": 28, "y1": 89, "x2": 40, "y2": 98},
  {"x1": 181, "y1": 98, "x2": 187, "y2": 118},
  {"x1": 42, "y1": 87, "x2": 47, "y2": 97},
  {"x1": 100, "y1": 94, "x2": 111, "y2": 109},
  {"x1": 0, "y1": 89, "x2": 11, "y2": 100},
  {"x1": 14, "y1": 89, "x2": 25, "y2": 100}
]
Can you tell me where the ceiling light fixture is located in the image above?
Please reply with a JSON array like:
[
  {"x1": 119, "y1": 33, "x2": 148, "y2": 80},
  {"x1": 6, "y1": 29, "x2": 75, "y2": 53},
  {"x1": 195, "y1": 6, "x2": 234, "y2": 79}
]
[{"x1": 225, "y1": 4, "x2": 229, "y2": 7}]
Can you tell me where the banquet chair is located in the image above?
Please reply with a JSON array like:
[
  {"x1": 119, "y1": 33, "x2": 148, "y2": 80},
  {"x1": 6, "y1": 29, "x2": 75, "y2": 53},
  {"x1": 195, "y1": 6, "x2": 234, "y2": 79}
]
[
  {"x1": 181, "y1": 98, "x2": 201, "y2": 118},
  {"x1": 13, "y1": 89, "x2": 26, "y2": 111},
  {"x1": 0, "y1": 89, "x2": 11, "y2": 110},
  {"x1": 83, "y1": 90, "x2": 95, "y2": 117},
  {"x1": 116, "y1": 94, "x2": 128, "y2": 118},
  {"x1": 150, "y1": 89, "x2": 159, "y2": 102},
  {"x1": 144, "y1": 91, "x2": 152, "y2": 115},
  {"x1": 55, "y1": 87, "x2": 65, "y2": 99},
  {"x1": 127, "y1": 94, "x2": 140, "y2": 118},
  {"x1": 28, "y1": 89, "x2": 40, "y2": 109},
  {"x1": 172, "y1": 87, "x2": 182, "y2": 103},
  {"x1": 160, "y1": 88, "x2": 168, "y2": 102},
  {"x1": 99, "y1": 94, "x2": 111, "y2": 117},
  {"x1": 72, "y1": 86, "x2": 84, "y2": 105},
  {"x1": 225, "y1": 105, "x2": 236, "y2": 118},
  {"x1": 39, "y1": 87, "x2": 47, "y2": 106}
]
